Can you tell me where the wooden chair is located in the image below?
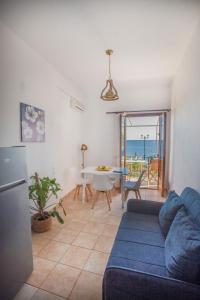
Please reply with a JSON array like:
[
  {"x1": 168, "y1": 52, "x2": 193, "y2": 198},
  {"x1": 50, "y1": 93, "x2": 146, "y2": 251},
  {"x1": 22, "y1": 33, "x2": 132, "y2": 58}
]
[
  {"x1": 73, "y1": 182, "x2": 93, "y2": 201},
  {"x1": 73, "y1": 169, "x2": 93, "y2": 201},
  {"x1": 91, "y1": 174, "x2": 113, "y2": 210},
  {"x1": 124, "y1": 170, "x2": 146, "y2": 200}
]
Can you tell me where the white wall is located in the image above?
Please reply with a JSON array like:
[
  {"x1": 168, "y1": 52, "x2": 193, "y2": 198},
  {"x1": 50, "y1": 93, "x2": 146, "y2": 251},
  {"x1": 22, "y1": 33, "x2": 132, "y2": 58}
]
[
  {"x1": 83, "y1": 80, "x2": 171, "y2": 169},
  {"x1": 170, "y1": 21, "x2": 200, "y2": 193},
  {"x1": 0, "y1": 21, "x2": 84, "y2": 198}
]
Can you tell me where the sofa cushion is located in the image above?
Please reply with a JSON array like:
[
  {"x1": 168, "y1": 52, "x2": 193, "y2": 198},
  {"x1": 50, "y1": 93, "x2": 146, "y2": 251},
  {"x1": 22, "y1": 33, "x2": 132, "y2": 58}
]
[
  {"x1": 107, "y1": 255, "x2": 167, "y2": 277},
  {"x1": 165, "y1": 206, "x2": 200, "y2": 284},
  {"x1": 111, "y1": 240, "x2": 165, "y2": 266},
  {"x1": 181, "y1": 187, "x2": 200, "y2": 227},
  {"x1": 116, "y1": 228, "x2": 165, "y2": 247},
  {"x1": 106, "y1": 210, "x2": 167, "y2": 279},
  {"x1": 159, "y1": 191, "x2": 182, "y2": 237},
  {"x1": 120, "y1": 212, "x2": 161, "y2": 233}
]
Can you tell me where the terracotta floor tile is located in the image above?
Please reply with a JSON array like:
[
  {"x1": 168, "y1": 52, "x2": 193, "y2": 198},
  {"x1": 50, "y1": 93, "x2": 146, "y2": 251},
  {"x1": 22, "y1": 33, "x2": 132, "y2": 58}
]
[
  {"x1": 65, "y1": 220, "x2": 87, "y2": 231},
  {"x1": 105, "y1": 215, "x2": 122, "y2": 226},
  {"x1": 94, "y1": 235, "x2": 114, "y2": 253},
  {"x1": 38, "y1": 240, "x2": 70, "y2": 262},
  {"x1": 53, "y1": 228, "x2": 80, "y2": 244},
  {"x1": 84, "y1": 250, "x2": 109, "y2": 275},
  {"x1": 27, "y1": 257, "x2": 56, "y2": 287},
  {"x1": 32, "y1": 235, "x2": 51, "y2": 256},
  {"x1": 101, "y1": 224, "x2": 118, "y2": 237},
  {"x1": 110, "y1": 209, "x2": 124, "y2": 217},
  {"x1": 33, "y1": 226, "x2": 62, "y2": 240},
  {"x1": 72, "y1": 232, "x2": 98, "y2": 249},
  {"x1": 41, "y1": 263, "x2": 81, "y2": 298},
  {"x1": 92, "y1": 209, "x2": 109, "y2": 217},
  {"x1": 60, "y1": 245, "x2": 91, "y2": 269},
  {"x1": 90, "y1": 214, "x2": 109, "y2": 224},
  {"x1": 31, "y1": 289, "x2": 65, "y2": 300},
  {"x1": 72, "y1": 210, "x2": 93, "y2": 223},
  {"x1": 83, "y1": 221, "x2": 105, "y2": 235},
  {"x1": 70, "y1": 216, "x2": 88, "y2": 224},
  {"x1": 14, "y1": 284, "x2": 37, "y2": 300},
  {"x1": 69, "y1": 271, "x2": 103, "y2": 300},
  {"x1": 52, "y1": 214, "x2": 71, "y2": 227}
]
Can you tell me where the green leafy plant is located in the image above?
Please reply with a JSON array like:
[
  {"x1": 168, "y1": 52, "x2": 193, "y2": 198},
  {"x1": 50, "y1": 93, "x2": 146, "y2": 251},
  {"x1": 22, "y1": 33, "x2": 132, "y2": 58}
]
[{"x1": 29, "y1": 172, "x2": 66, "y2": 224}]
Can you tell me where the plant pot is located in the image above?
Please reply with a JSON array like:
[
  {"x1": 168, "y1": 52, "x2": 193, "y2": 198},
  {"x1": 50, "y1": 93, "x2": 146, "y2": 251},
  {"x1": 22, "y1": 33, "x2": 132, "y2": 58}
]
[{"x1": 32, "y1": 213, "x2": 52, "y2": 233}]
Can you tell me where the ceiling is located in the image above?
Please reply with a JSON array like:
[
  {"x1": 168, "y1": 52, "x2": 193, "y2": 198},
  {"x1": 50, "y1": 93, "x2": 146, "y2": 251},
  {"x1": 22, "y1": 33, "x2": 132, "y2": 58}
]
[{"x1": 1, "y1": 0, "x2": 200, "y2": 99}]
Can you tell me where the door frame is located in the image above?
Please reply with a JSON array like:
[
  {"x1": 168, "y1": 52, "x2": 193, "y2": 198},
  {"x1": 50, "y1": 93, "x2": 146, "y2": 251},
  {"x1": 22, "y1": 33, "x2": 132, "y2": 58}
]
[
  {"x1": 119, "y1": 114, "x2": 127, "y2": 169},
  {"x1": 119, "y1": 112, "x2": 167, "y2": 196}
]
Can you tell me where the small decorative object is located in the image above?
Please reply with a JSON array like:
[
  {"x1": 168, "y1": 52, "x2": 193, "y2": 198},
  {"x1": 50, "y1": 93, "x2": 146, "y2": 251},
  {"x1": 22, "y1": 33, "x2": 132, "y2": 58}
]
[
  {"x1": 29, "y1": 173, "x2": 66, "y2": 233},
  {"x1": 100, "y1": 49, "x2": 119, "y2": 101},
  {"x1": 81, "y1": 144, "x2": 88, "y2": 168},
  {"x1": 20, "y1": 103, "x2": 45, "y2": 142}
]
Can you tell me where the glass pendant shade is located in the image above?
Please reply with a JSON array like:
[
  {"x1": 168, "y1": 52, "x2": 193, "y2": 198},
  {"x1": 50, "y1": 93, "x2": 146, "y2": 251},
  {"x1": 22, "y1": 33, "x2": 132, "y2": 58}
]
[{"x1": 100, "y1": 49, "x2": 119, "y2": 101}]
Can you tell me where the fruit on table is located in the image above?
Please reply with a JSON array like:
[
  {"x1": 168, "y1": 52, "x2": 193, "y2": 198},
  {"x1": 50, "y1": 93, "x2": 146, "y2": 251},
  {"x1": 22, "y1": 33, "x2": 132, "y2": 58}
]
[
  {"x1": 97, "y1": 165, "x2": 112, "y2": 171},
  {"x1": 98, "y1": 165, "x2": 106, "y2": 169}
]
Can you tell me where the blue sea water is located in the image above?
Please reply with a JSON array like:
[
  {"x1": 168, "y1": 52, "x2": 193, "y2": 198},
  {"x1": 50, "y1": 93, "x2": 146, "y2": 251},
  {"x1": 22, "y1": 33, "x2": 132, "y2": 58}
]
[{"x1": 126, "y1": 140, "x2": 158, "y2": 159}]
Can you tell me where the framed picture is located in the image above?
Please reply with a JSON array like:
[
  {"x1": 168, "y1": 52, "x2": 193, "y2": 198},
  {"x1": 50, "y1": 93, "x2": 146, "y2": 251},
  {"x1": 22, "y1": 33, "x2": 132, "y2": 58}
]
[{"x1": 20, "y1": 103, "x2": 45, "y2": 142}]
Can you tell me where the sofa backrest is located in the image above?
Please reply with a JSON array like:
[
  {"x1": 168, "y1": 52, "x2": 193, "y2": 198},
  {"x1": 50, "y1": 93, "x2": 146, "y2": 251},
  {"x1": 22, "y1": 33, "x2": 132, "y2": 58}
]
[{"x1": 181, "y1": 187, "x2": 200, "y2": 227}]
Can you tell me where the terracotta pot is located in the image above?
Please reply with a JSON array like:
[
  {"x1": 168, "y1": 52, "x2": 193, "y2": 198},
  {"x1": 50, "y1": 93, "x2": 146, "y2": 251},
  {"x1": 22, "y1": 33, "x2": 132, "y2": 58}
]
[{"x1": 32, "y1": 213, "x2": 52, "y2": 233}]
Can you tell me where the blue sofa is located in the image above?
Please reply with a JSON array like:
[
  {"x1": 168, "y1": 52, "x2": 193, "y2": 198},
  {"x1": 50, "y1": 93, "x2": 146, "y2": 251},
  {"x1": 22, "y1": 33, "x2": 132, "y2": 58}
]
[{"x1": 103, "y1": 187, "x2": 200, "y2": 300}]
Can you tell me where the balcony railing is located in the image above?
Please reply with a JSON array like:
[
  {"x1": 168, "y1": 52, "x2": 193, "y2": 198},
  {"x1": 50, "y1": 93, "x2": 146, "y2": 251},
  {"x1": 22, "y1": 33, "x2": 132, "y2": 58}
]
[{"x1": 122, "y1": 156, "x2": 159, "y2": 189}]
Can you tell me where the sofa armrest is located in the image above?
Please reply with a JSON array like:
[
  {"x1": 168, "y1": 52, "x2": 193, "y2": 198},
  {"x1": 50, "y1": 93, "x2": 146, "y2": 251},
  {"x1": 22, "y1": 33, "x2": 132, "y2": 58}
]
[
  {"x1": 103, "y1": 267, "x2": 200, "y2": 300},
  {"x1": 127, "y1": 198, "x2": 163, "y2": 215}
]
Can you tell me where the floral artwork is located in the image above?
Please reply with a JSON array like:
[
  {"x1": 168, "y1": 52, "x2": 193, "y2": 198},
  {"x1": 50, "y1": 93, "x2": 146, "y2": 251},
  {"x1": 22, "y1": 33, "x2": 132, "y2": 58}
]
[{"x1": 20, "y1": 103, "x2": 45, "y2": 142}]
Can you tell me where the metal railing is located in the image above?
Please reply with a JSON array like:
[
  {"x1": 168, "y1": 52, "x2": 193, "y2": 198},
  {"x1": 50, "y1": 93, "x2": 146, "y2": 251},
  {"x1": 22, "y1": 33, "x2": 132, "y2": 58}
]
[{"x1": 122, "y1": 156, "x2": 159, "y2": 189}]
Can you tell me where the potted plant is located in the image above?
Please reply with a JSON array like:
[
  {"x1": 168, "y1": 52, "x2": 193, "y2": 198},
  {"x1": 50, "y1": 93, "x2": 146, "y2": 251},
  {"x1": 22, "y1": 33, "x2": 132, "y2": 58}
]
[{"x1": 29, "y1": 172, "x2": 66, "y2": 233}]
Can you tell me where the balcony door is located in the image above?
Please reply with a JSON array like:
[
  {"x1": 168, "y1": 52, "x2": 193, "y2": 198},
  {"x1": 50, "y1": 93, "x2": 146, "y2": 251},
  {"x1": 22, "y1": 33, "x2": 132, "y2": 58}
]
[
  {"x1": 120, "y1": 112, "x2": 167, "y2": 196},
  {"x1": 158, "y1": 113, "x2": 166, "y2": 196}
]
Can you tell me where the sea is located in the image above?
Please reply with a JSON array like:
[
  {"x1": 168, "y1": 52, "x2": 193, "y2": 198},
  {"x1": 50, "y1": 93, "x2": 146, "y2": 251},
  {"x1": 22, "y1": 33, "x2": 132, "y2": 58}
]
[{"x1": 126, "y1": 140, "x2": 158, "y2": 159}]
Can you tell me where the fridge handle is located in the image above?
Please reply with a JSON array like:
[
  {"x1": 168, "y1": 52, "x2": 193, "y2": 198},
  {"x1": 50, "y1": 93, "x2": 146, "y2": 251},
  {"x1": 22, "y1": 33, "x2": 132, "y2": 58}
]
[{"x1": 0, "y1": 179, "x2": 26, "y2": 192}]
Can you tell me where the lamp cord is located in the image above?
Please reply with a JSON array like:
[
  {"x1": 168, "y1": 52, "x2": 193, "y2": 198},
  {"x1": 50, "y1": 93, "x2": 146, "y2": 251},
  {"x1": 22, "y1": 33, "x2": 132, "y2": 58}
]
[{"x1": 108, "y1": 54, "x2": 111, "y2": 79}]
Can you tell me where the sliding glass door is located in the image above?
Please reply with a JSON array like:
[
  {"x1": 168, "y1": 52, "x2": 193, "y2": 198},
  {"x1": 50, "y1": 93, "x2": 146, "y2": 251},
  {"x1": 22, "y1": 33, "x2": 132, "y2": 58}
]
[{"x1": 120, "y1": 113, "x2": 166, "y2": 195}]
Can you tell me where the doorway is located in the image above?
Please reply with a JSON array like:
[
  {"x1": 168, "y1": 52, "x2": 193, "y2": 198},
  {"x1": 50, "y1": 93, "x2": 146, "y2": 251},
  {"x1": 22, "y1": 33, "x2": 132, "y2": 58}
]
[{"x1": 120, "y1": 113, "x2": 167, "y2": 197}]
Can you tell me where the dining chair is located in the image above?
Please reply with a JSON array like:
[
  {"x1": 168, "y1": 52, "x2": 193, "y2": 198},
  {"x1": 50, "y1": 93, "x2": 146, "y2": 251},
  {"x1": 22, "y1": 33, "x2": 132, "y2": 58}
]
[
  {"x1": 124, "y1": 170, "x2": 146, "y2": 200},
  {"x1": 91, "y1": 174, "x2": 114, "y2": 210},
  {"x1": 73, "y1": 171, "x2": 93, "y2": 201}
]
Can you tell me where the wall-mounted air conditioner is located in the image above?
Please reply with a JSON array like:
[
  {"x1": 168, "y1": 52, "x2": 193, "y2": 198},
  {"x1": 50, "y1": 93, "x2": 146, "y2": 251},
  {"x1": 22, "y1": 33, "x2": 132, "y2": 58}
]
[{"x1": 70, "y1": 97, "x2": 85, "y2": 112}]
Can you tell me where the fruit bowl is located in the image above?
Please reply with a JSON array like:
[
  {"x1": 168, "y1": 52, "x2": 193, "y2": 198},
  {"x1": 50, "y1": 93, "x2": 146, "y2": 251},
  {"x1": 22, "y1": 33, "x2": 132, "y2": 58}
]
[{"x1": 96, "y1": 165, "x2": 112, "y2": 171}]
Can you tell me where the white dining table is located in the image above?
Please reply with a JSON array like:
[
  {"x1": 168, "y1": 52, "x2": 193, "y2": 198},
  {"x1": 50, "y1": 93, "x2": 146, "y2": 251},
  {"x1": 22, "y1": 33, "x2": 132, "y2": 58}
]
[{"x1": 80, "y1": 166, "x2": 128, "y2": 208}]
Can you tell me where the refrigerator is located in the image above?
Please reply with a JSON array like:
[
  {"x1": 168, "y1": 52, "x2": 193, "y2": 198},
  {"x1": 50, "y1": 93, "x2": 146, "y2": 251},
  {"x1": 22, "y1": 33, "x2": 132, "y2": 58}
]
[{"x1": 0, "y1": 147, "x2": 33, "y2": 300}]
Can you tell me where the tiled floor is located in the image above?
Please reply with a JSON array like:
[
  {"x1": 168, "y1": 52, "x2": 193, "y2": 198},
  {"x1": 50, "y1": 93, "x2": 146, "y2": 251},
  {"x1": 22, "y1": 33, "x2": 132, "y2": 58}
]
[{"x1": 15, "y1": 188, "x2": 164, "y2": 300}]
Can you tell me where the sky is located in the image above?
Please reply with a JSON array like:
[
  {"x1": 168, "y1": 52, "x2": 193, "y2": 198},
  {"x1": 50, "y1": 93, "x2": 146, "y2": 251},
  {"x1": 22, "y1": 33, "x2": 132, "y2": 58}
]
[{"x1": 126, "y1": 116, "x2": 159, "y2": 140}]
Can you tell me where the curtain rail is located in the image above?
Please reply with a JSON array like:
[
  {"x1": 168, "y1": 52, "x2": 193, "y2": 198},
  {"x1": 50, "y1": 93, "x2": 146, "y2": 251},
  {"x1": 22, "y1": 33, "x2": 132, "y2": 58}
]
[{"x1": 106, "y1": 109, "x2": 170, "y2": 114}]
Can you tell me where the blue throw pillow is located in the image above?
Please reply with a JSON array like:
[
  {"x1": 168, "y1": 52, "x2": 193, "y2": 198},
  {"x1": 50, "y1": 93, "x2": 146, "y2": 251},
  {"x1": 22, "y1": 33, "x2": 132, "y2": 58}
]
[
  {"x1": 159, "y1": 191, "x2": 182, "y2": 237},
  {"x1": 165, "y1": 206, "x2": 200, "y2": 283}
]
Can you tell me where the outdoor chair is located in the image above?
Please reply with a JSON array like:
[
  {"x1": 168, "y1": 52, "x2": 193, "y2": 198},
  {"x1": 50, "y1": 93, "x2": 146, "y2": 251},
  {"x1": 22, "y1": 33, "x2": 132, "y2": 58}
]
[
  {"x1": 124, "y1": 170, "x2": 146, "y2": 200},
  {"x1": 148, "y1": 158, "x2": 159, "y2": 186}
]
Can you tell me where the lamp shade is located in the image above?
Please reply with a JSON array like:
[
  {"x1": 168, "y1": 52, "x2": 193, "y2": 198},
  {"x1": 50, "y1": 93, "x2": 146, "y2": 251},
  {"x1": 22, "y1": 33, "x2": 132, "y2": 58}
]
[
  {"x1": 81, "y1": 144, "x2": 88, "y2": 151},
  {"x1": 100, "y1": 49, "x2": 119, "y2": 101},
  {"x1": 101, "y1": 79, "x2": 119, "y2": 101}
]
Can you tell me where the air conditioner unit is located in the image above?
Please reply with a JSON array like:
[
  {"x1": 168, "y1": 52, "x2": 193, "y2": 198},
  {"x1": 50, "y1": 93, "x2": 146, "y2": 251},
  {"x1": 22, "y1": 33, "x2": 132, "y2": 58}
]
[{"x1": 70, "y1": 97, "x2": 85, "y2": 112}]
